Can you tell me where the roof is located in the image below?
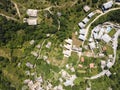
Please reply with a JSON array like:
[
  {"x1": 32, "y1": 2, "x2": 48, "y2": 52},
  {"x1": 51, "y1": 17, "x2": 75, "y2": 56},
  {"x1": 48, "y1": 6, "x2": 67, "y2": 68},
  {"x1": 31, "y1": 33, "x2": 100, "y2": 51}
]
[
  {"x1": 93, "y1": 26, "x2": 101, "y2": 33},
  {"x1": 89, "y1": 42, "x2": 96, "y2": 49},
  {"x1": 63, "y1": 50, "x2": 71, "y2": 57},
  {"x1": 81, "y1": 57, "x2": 84, "y2": 62},
  {"x1": 106, "y1": 70, "x2": 112, "y2": 77},
  {"x1": 78, "y1": 35, "x2": 85, "y2": 41},
  {"x1": 83, "y1": 5, "x2": 91, "y2": 12},
  {"x1": 102, "y1": 34, "x2": 112, "y2": 43},
  {"x1": 27, "y1": 18, "x2": 37, "y2": 25},
  {"x1": 88, "y1": 12, "x2": 95, "y2": 18},
  {"x1": 78, "y1": 22, "x2": 85, "y2": 28},
  {"x1": 107, "y1": 62, "x2": 113, "y2": 68},
  {"x1": 79, "y1": 29, "x2": 86, "y2": 35},
  {"x1": 64, "y1": 44, "x2": 72, "y2": 50},
  {"x1": 65, "y1": 39, "x2": 72, "y2": 45},
  {"x1": 83, "y1": 17, "x2": 89, "y2": 24},
  {"x1": 98, "y1": 28, "x2": 105, "y2": 39},
  {"x1": 90, "y1": 63, "x2": 95, "y2": 68},
  {"x1": 103, "y1": 1, "x2": 113, "y2": 9},
  {"x1": 93, "y1": 32, "x2": 98, "y2": 39},
  {"x1": 27, "y1": 9, "x2": 38, "y2": 17}
]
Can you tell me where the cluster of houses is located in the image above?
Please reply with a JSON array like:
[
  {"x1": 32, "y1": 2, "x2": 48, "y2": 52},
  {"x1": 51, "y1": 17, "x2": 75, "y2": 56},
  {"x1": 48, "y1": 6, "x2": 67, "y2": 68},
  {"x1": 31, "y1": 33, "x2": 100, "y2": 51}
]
[
  {"x1": 88, "y1": 25, "x2": 114, "y2": 51},
  {"x1": 102, "y1": 0, "x2": 113, "y2": 11},
  {"x1": 78, "y1": 5, "x2": 95, "y2": 41},
  {"x1": 63, "y1": 39, "x2": 72, "y2": 57},
  {"x1": 24, "y1": 9, "x2": 38, "y2": 25},
  {"x1": 59, "y1": 69, "x2": 77, "y2": 87},
  {"x1": 63, "y1": 39, "x2": 82, "y2": 57}
]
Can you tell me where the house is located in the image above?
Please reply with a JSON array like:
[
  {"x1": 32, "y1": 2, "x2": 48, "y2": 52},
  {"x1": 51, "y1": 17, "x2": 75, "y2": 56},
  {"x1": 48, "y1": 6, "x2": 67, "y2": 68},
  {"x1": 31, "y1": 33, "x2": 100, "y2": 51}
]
[
  {"x1": 101, "y1": 60, "x2": 106, "y2": 69},
  {"x1": 83, "y1": 17, "x2": 89, "y2": 24},
  {"x1": 27, "y1": 18, "x2": 37, "y2": 25},
  {"x1": 63, "y1": 75, "x2": 77, "y2": 86},
  {"x1": 89, "y1": 42, "x2": 96, "y2": 49},
  {"x1": 102, "y1": 1, "x2": 113, "y2": 11},
  {"x1": 88, "y1": 12, "x2": 95, "y2": 18},
  {"x1": 89, "y1": 38, "x2": 94, "y2": 42},
  {"x1": 63, "y1": 50, "x2": 71, "y2": 57},
  {"x1": 27, "y1": 9, "x2": 38, "y2": 17},
  {"x1": 64, "y1": 44, "x2": 72, "y2": 50},
  {"x1": 78, "y1": 64, "x2": 83, "y2": 68},
  {"x1": 93, "y1": 26, "x2": 100, "y2": 33},
  {"x1": 99, "y1": 53, "x2": 105, "y2": 57},
  {"x1": 89, "y1": 63, "x2": 94, "y2": 68},
  {"x1": 83, "y1": 5, "x2": 91, "y2": 12},
  {"x1": 106, "y1": 70, "x2": 112, "y2": 77},
  {"x1": 78, "y1": 22, "x2": 85, "y2": 28},
  {"x1": 78, "y1": 35, "x2": 85, "y2": 41},
  {"x1": 93, "y1": 32, "x2": 98, "y2": 39},
  {"x1": 31, "y1": 51, "x2": 38, "y2": 57},
  {"x1": 53, "y1": 85, "x2": 63, "y2": 90},
  {"x1": 81, "y1": 57, "x2": 84, "y2": 62},
  {"x1": 107, "y1": 61, "x2": 113, "y2": 68},
  {"x1": 98, "y1": 28, "x2": 105, "y2": 39},
  {"x1": 30, "y1": 40, "x2": 35, "y2": 45},
  {"x1": 101, "y1": 34, "x2": 112, "y2": 43},
  {"x1": 79, "y1": 29, "x2": 86, "y2": 35},
  {"x1": 26, "y1": 62, "x2": 33, "y2": 69},
  {"x1": 46, "y1": 42, "x2": 52, "y2": 48},
  {"x1": 65, "y1": 39, "x2": 72, "y2": 45}
]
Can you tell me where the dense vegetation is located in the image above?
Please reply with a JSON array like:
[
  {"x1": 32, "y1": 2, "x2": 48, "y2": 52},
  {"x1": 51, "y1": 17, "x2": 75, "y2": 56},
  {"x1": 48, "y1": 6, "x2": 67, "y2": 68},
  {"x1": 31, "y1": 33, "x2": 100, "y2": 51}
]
[
  {"x1": 0, "y1": 0, "x2": 17, "y2": 16},
  {"x1": 91, "y1": 9, "x2": 120, "y2": 28}
]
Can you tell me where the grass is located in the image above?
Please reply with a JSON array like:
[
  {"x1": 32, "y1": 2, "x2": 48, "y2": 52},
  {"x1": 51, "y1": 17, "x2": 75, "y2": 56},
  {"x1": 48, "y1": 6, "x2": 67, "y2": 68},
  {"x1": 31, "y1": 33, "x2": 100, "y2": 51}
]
[{"x1": 108, "y1": 29, "x2": 116, "y2": 37}]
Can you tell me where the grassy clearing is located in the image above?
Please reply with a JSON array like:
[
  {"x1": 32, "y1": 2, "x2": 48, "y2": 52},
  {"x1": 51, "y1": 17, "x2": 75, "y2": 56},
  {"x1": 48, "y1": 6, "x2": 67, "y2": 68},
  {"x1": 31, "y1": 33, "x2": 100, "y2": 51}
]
[{"x1": 108, "y1": 29, "x2": 116, "y2": 37}]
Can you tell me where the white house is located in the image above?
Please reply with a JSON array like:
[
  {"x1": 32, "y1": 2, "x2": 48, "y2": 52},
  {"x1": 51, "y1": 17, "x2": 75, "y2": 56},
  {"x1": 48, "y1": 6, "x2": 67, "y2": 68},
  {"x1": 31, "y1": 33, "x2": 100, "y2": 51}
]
[
  {"x1": 83, "y1": 17, "x2": 89, "y2": 24},
  {"x1": 78, "y1": 35, "x2": 85, "y2": 41},
  {"x1": 101, "y1": 34, "x2": 112, "y2": 43},
  {"x1": 27, "y1": 9, "x2": 38, "y2": 17},
  {"x1": 27, "y1": 18, "x2": 37, "y2": 25},
  {"x1": 78, "y1": 22, "x2": 85, "y2": 28},
  {"x1": 65, "y1": 39, "x2": 72, "y2": 45},
  {"x1": 63, "y1": 50, "x2": 71, "y2": 57},
  {"x1": 89, "y1": 42, "x2": 96, "y2": 49},
  {"x1": 64, "y1": 44, "x2": 72, "y2": 50},
  {"x1": 83, "y1": 5, "x2": 91, "y2": 12},
  {"x1": 79, "y1": 29, "x2": 86, "y2": 35},
  {"x1": 102, "y1": 1, "x2": 113, "y2": 10},
  {"x1": 98, "y1": 28, "x2": 105, "y2": 39},
  {"x1": 106, "y1": 70, "x2": 112, "y2": 77},
  {"x1": 88, "y1": 12, "x2": 95, "y2": 18},
  {"x1": 107, "y1": 61, "x2": 113, "y2": 68}
]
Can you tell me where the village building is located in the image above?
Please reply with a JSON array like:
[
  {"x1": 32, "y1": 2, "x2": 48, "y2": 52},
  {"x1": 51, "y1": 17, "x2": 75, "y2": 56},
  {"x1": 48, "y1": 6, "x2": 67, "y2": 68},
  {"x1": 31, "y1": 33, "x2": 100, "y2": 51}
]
[
  {"x1": 102, "y1": 1, "x2": 113, "y2": 11},
  {"x1": 79, "y1": 29, "x2": 86, "y2": 35},
  {"x1": 65, "y1": 39, "x2": 72, "y2": 45},
  {"x1": 89, "y1": 63, "x2": 95, "y2": 68},
  {"x1": 81, "y1": 57, "x2": 85, "y2": 62},
  {"x1": 83, "y1": 17, "x2": 90, "y2": 24},
  {"x1": 101, "y1": 34, "x2": 112, "y2": 43},
  {"x1": 88, "y1": 12, "x2": 95, "y2": 18},
  {"x1": 107, "y1": 61, "x2": 113, "y2": 68},
  {"x1": 83, "y1": 5, "x2": 91, "y2": 12},
  {"x1": 30, "y1": 40, "x2": 35, "y2": 45},
  {"x1": 101, "y1": 60, "x2": 106, "y2": 69},
  {"x1": 106, "y1": 70, "x2": 112, "y2": 77},
  {"x1": 27, "y1": 9, "x2": 38, "y2": 17},
  {"x1": 46, "y1": 42, "x2": 52, "y2": 48},
  {"x1": 78, "y1": 64, "x2": 83, "y2": 68},
  {"x1": 64, "y1": 44, "x2": 72, "y2": 50},
  {"x1": 26, "y1": 62, "x2": 33, "y2": 69},
  {"x1": 97, "y1": 28, "x2": 105, "y2": 39},
  {"x1": 78, "y1": 22, "x2": 85, "y2": 28},
  {"x1": 63, "y1": 50, "x2": 71, "y2": 57},
  {"x1": 27, "y1": 18, "x2": 37, "y2": 25},
  {"x1": 79, "y1": 35, "x2": 85, "y2": 41},
  {"x1": 89, "y1": 42, "x2": 96, "y2": 49}
]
